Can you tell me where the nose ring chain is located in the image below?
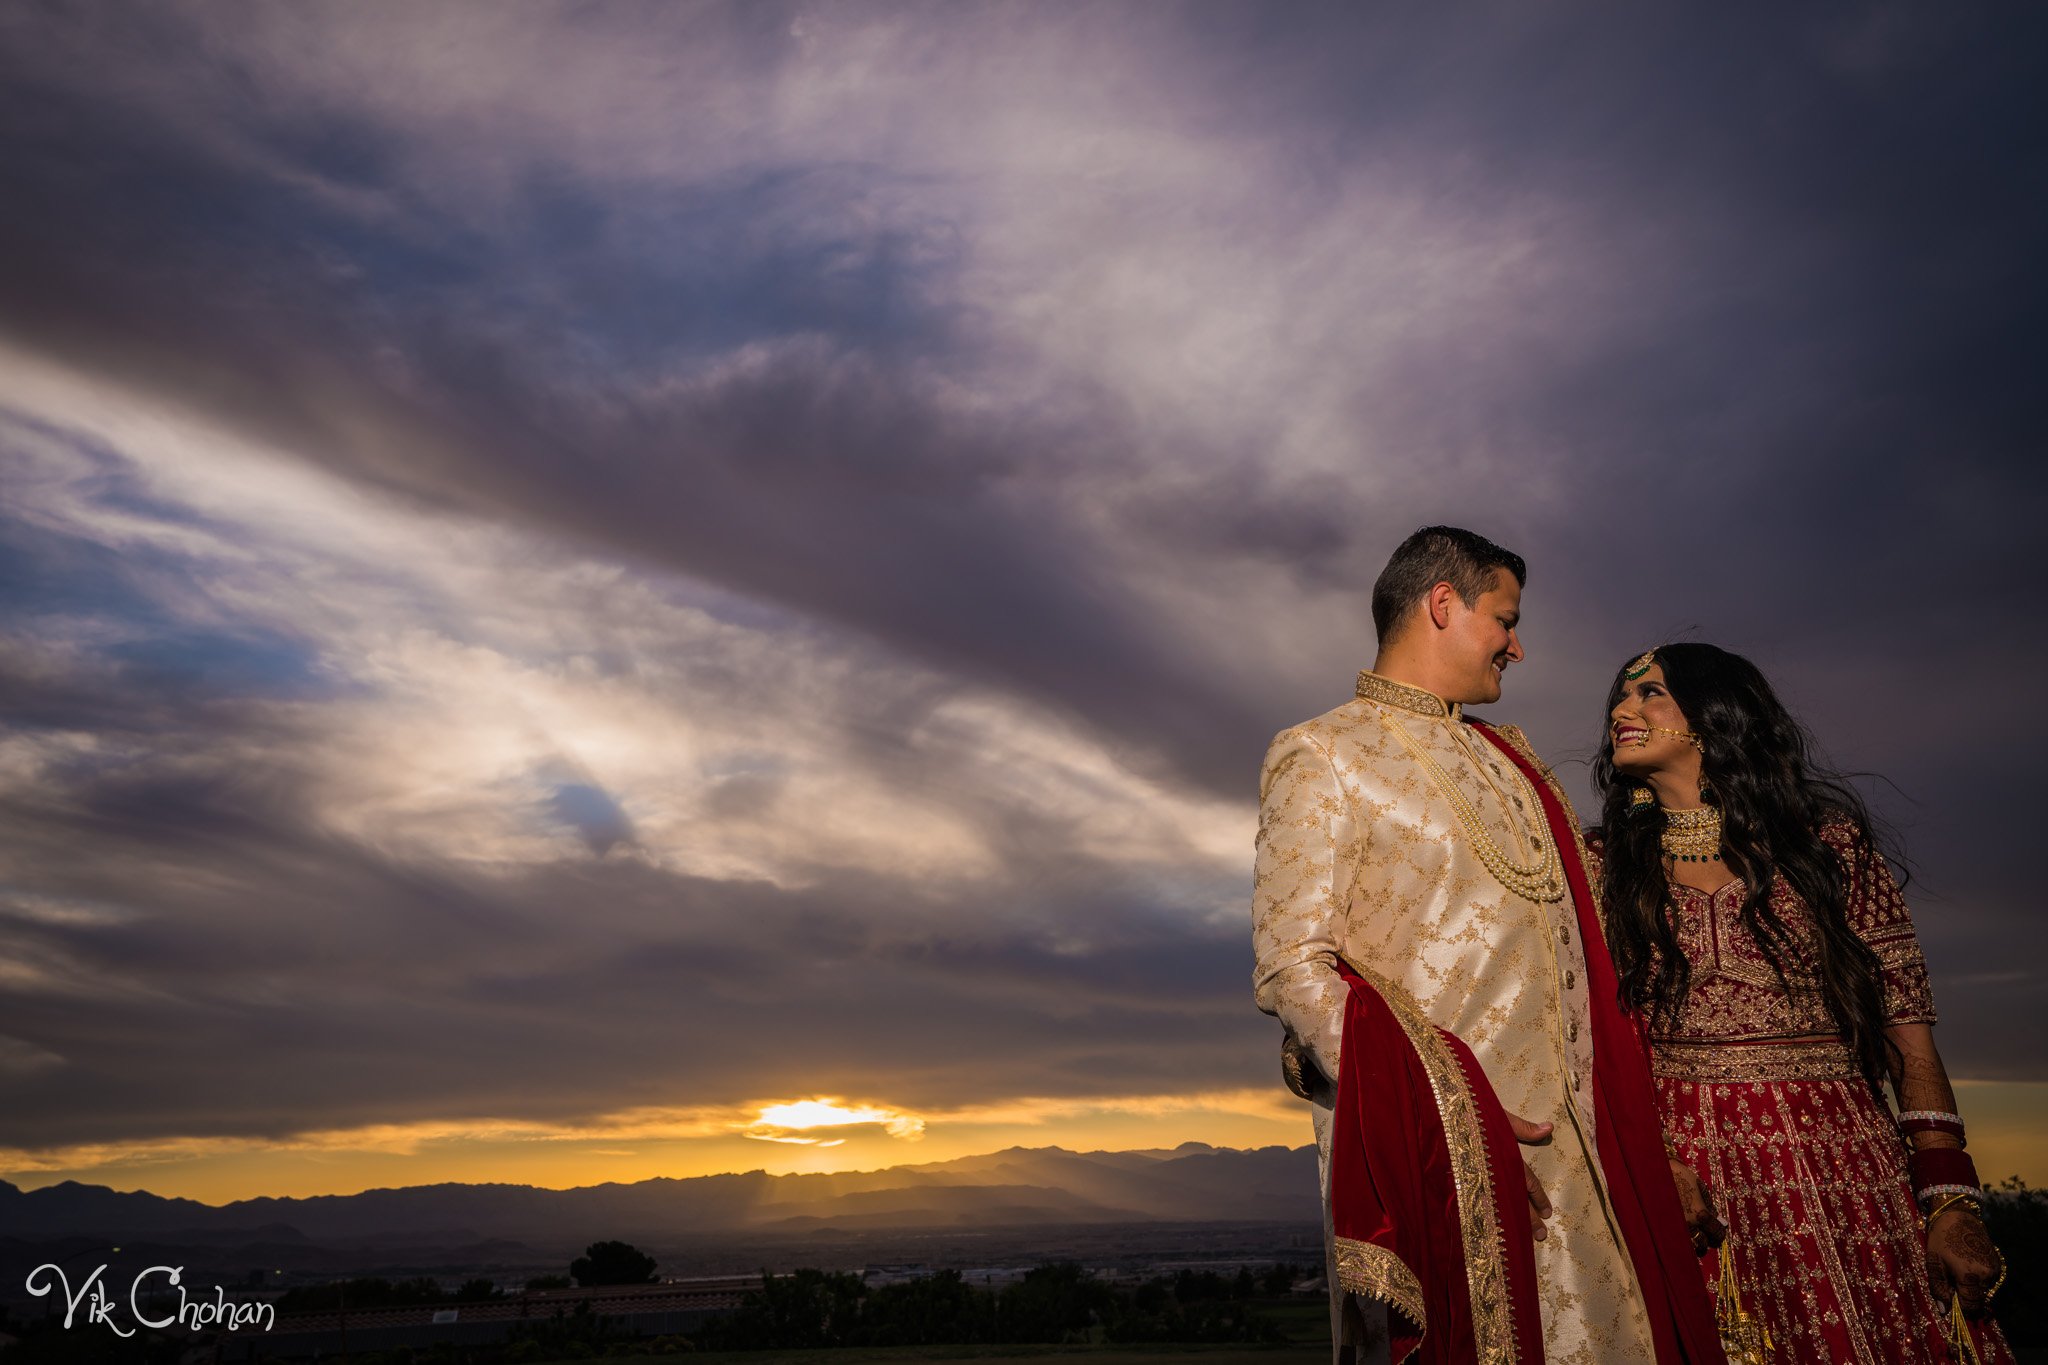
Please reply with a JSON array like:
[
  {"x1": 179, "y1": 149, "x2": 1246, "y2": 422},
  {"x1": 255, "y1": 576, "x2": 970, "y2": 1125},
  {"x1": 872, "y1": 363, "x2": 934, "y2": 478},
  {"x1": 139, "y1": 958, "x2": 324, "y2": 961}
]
[{"x1": 1628, "y1": 725, "x2": 1702, "y2": 751}]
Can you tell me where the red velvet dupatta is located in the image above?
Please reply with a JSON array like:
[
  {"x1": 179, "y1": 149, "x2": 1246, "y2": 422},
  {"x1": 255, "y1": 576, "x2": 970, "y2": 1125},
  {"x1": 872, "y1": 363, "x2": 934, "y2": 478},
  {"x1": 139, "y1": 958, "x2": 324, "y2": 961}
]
[
  {"x1": 1327, "y1": 956, "x2": 1545, "y2": 1364},
  {"x1": 1469, "y1": 719, "x2": 1726, "y2": 1365}
]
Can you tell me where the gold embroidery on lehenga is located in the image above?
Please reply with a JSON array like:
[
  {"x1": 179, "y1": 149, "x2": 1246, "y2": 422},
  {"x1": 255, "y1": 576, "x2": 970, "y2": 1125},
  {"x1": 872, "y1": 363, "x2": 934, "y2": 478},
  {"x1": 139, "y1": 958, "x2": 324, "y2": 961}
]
[
  {"x1": 1622, "y1": 815, "x2": 2008, "y2": 1364},
  {"x1": 1653, "y1": 1037, "x2": 1861, "y2": 1082},
  {"x1": 1341, "y1": 955, "x2": 1521, "y2": 1365}
]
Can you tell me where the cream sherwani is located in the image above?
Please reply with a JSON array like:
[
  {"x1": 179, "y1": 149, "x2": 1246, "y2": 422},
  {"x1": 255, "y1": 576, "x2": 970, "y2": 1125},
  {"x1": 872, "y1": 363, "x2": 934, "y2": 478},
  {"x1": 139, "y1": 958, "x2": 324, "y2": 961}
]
[{"x1": 1253, "y1": 671, "x2": 1655, "y2": 1364}]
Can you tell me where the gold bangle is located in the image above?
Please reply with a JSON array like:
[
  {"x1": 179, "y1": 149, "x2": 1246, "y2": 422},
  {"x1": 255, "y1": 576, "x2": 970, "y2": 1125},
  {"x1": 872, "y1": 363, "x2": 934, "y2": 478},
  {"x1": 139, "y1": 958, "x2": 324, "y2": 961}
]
[{"x1": 1924, "y1": 1191, "x2": 1980, "y2": 1232}]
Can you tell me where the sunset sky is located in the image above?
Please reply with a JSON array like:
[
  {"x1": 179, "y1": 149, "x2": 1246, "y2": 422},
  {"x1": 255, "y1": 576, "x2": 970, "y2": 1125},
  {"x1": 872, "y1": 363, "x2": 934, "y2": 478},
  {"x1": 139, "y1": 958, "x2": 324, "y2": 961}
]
[{"x1": 2, "y1": 3, "x2": 2044, "y2": 1208}]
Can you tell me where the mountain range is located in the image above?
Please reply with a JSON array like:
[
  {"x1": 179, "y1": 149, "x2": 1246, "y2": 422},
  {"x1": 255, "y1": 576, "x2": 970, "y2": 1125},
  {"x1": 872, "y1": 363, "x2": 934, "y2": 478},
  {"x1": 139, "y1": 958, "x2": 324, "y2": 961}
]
[{"x1": 0, "y1": 1142, "x2": 1319, "y2": 1246}]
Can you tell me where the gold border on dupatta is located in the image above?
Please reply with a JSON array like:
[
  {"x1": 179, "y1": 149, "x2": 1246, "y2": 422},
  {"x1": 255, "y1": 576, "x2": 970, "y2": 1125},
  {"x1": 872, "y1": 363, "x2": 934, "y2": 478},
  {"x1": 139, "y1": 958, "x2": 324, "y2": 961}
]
[
  {"x1": 1332, "y1": 1235, "x2": 1426, "y2": 1352},
  {"x1": 1477, "y1": 720, "x2": 1652, "y2": 1321},
  {"x1": 1339, "y1": 955, "x2": 1521, "y2": 1365}
]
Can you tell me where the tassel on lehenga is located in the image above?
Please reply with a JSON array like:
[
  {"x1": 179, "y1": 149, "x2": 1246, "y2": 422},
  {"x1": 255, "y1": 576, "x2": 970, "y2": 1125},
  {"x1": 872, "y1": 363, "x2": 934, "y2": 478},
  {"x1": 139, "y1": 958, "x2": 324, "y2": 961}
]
[
  {"x1": 1948, "y1": 1293, "x2": 1984, "y2": 1365},
  {"x1": 1716, "y1": 1238, "x2": 1772, "y2": 1365}
]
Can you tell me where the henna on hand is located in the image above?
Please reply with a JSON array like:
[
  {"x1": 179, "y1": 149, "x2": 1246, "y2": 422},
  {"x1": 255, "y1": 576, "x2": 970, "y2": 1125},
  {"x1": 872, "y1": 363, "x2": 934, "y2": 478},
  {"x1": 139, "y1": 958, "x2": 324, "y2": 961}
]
[
  {"x1": 1925, "y1": 1240, "x2": 1952, "y2": 1304},
  {"x1": 1929, "y1": 1210, "x2": 2001, "y2": 1314},
  {"x1": 1668, "y1": 1159, "x2": 1724, "y2": 1251}
]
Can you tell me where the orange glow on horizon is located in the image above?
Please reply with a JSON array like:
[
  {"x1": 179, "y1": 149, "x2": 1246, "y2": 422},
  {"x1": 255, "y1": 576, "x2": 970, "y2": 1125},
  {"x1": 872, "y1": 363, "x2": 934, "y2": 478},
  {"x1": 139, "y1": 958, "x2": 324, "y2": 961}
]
[
  {"x1": 15, "y1": 1081, "x2": 2042, "y2": 1207},
  {"x1": 2, "y1": 1087, "x2": 1314, "y2": 1204}
]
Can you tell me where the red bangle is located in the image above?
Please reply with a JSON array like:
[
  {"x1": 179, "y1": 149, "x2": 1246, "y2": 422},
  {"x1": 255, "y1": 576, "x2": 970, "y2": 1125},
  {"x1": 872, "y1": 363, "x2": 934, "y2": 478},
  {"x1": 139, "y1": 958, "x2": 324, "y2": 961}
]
[{"x1": 1908, "y1": 1146, "x2": 1979, "y2": 1202}]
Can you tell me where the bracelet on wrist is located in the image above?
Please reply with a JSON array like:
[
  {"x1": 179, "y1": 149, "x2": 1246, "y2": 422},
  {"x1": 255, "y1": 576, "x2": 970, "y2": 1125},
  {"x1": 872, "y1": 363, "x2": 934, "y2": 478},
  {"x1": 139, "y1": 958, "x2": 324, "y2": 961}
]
[
  {"x1": 1923, "y1": 1190, "x2": 1981, "y2": 1231},
  {"x1": 1909, "y1": 1146, "x2": 1980, "y2": 1207},
  {"x1": 1898, "y1": 1110, "x2": 1968, "y2": 1147}
]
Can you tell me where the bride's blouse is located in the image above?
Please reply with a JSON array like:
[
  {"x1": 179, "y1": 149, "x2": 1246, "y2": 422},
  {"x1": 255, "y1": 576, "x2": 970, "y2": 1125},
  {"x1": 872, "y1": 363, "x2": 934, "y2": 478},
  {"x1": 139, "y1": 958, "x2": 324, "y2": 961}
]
[{"x1": 1586, "y1": 820, "x2": 1935, "y2": 1050}]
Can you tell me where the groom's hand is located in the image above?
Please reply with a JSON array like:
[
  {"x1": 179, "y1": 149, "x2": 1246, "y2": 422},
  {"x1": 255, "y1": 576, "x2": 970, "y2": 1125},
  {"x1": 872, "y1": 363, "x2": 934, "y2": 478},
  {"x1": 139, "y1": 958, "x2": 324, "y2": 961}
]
[
  {"x1": 1668, "y1": 1159, "x2": 1724, "y2": 1253},
  {"x1": 1506, "y1": 1110, "x2": 1554, "y2": 1242}
]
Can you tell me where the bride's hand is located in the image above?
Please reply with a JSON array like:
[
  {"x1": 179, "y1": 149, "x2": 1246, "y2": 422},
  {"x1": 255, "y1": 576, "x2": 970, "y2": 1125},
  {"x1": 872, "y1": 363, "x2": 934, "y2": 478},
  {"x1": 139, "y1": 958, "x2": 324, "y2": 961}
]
[
  {"x1": 1668, "y1": 1159, "x2": 1724, "y2": 1253},
  {"x1": 1926, "y1": 1206, "x2": 2002, "y2": 1314}
]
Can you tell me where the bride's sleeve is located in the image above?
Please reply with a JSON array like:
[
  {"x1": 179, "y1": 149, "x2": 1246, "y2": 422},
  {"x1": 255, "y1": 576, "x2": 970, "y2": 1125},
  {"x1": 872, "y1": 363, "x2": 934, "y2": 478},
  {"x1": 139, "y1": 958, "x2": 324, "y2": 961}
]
[{"x1": 1831, "y1": 821, "x2": 1937, "y2": 1026}]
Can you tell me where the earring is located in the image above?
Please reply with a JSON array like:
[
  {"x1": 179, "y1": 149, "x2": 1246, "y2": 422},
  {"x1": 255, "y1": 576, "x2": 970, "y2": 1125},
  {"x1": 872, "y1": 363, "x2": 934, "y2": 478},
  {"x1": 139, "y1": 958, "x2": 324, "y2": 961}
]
[{"x1": 1629, "y1": 785, "x2": 1655, "y2": 809}]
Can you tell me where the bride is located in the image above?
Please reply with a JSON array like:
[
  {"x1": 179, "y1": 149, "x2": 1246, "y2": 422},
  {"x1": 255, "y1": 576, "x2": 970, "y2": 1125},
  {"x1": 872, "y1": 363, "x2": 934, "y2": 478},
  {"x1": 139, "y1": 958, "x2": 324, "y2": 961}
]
[{"x1": 1585, "y1": 643, "x2": 2011, "y2": 1363}]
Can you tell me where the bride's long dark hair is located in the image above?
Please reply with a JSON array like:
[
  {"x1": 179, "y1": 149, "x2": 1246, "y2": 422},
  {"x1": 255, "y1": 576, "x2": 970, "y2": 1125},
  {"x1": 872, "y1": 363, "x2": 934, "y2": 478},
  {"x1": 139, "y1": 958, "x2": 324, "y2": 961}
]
[{"x1": 1591, "y1": 642, "x2": 1899, "y2": 1087}]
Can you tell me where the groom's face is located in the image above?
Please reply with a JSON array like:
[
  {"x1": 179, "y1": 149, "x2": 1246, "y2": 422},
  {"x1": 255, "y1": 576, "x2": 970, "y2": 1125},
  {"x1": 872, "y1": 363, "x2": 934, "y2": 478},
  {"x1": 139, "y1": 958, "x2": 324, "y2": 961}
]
[{"x1": 1443, "y1": 569, "x2": 1524, "y2": 705}]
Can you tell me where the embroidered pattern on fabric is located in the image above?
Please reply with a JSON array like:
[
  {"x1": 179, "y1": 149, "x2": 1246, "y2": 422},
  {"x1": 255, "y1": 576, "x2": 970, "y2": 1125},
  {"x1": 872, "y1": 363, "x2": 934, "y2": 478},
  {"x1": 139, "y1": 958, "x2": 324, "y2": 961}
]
[
  {"x1": 1661, "y1": 1072, "x2": 2013, "y2": 1365},
  {"x1": 1632, "y1": 817, "x2": 2015, "y2": 1363},
  {"x1": 1486, "y1": 722, "x2": 1599, "y2": 883},
  {"x1": 1355, "y1": 669, "x2": 1456, "y2": 717},
  {"x1": 1582, "y1": 821, "x2": 1938, "y2": 1050},
  {"x1": 1342, "y1": 955, "x2": 1520, "y2": 1365},
  {"x1": 1653, "y1": 1038, "x2": 1860, "y2": 1082},
  {"x1": 1253, "y1": 702, "x2": 1657, "y2": 1362},
  {"x1": 1333, "y1": 1234, "x2": 1427, "y2": 1358},
  {"x1": 1474, "y1": 721, "x2": 1632, "y2": 1253},
  {"x1": 1378, "y1": 714, "x2": 1565, "y2": 905}
]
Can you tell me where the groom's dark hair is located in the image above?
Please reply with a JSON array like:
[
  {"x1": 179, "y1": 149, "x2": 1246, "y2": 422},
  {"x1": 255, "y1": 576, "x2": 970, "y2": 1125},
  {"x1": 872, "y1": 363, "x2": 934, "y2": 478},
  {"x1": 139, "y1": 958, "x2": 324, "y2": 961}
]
[{"x1": 1371, "y1": 525, "x2": 1526, "y2": 643}]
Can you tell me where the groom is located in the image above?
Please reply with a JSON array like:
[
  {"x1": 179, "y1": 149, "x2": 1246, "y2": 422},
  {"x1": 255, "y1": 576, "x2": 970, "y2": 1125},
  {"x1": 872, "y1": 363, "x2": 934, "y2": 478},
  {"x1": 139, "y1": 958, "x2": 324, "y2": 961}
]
[{"x1": 1253, "y1": 526, "x2": 1721, "y2": 1364}]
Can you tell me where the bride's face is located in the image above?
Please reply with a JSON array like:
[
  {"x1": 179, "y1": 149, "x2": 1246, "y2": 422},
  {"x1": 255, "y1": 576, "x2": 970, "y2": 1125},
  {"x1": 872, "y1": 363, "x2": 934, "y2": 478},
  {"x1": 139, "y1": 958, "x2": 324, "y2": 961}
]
[{"x1": 1609, "y1": 662, "x2": 1698, "y2": 776}]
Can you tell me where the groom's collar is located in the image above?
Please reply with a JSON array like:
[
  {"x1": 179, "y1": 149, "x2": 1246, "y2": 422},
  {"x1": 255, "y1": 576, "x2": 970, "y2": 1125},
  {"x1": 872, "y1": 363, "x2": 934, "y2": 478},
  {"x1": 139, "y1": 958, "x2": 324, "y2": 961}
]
[{"x1": 1355, "y1": 669, "x2": 1462, "y2": 720}]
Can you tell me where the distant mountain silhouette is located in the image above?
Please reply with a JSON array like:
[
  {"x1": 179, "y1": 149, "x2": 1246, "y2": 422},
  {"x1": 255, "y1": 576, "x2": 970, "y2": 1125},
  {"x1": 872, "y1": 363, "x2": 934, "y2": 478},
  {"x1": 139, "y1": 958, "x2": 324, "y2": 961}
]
[{"x1": 0, "y1": 1143, "x2": 1317, "y2": 1244}]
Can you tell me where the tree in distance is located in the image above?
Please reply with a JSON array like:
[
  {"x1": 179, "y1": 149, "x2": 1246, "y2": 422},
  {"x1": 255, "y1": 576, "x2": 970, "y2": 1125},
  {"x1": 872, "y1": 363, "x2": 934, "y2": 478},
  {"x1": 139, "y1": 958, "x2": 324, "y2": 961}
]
[{"x1": 570, "y1": 1240, "x2": 658, "y2": 1286}]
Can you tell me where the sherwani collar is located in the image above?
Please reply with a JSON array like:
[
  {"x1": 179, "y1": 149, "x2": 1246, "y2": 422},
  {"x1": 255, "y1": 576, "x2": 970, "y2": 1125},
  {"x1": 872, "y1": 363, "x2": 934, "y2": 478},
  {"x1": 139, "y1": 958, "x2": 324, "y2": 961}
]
[{"x1": 1354, "y1": 669, "x2": 1463, "y2": 721}]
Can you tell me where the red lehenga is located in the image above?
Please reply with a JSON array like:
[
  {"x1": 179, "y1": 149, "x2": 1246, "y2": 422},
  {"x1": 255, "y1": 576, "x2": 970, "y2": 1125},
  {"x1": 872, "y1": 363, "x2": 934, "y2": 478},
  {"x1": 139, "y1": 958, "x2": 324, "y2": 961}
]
[{"x1": 1590, "y1": 824, "x2": 2013, "y2": 1365}]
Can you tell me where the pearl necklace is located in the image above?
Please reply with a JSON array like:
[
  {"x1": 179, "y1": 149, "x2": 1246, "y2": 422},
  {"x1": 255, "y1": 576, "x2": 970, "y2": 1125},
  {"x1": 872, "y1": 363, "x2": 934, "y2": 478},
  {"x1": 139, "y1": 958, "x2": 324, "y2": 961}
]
[{"x1": 1379, "y1": 715, "x2": 1566, "y2": 904}]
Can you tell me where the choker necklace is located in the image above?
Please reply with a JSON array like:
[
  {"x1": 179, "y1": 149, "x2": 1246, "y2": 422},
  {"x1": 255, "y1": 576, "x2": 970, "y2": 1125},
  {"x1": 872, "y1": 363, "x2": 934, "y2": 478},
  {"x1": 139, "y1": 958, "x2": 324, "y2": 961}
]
[{"x1": 1660, "y1": 805, "x2": 1723, "y2": 863}]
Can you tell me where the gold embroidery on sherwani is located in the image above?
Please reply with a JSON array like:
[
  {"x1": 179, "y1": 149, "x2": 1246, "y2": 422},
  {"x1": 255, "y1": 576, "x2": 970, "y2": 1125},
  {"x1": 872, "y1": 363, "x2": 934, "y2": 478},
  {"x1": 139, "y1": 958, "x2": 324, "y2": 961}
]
[
  {"x1": 1483, "y1": 725, "x2": 1622, "y2": 1198},
  {"x1": 1340, "y1": 956, "x2": 1519, "y2": 1364},
  {"x1": 1254, "y1": 696, "x2": 1657, "y2": 1365},
  {"x1": 1355, "y1": 669, "x2": 1461, "y2": 717}
]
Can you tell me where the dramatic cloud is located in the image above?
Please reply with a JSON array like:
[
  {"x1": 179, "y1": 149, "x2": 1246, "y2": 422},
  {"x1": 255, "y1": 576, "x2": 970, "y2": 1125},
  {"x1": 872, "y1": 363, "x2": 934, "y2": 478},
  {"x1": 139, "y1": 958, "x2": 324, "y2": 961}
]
[{"x1": 1, "y1": 2, "x2": 2044, "y2": 1195}]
